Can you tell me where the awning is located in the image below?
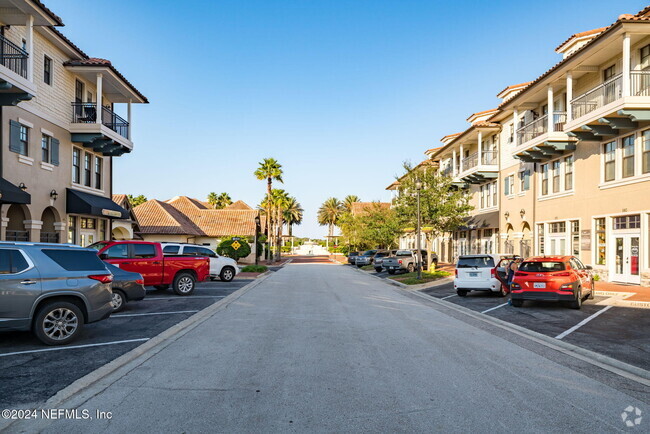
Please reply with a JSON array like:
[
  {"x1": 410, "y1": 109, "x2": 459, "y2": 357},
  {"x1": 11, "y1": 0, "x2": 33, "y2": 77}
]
[
  {"x1": 66, "y1": 188, "x2": 128, "y2": 219},
  {"x1": 0, "y1": 178, "x2": 31, "y2": 204}
]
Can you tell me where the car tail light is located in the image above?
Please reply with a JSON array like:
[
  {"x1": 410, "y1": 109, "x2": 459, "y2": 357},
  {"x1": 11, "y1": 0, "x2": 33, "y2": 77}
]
[
  {"x1": 553, "y1": 272, "x2": 572, "y2": 277},
  {"x1": 490, "y1": 269, "x2": 495, "y2": 278},
  {"x1": 559, "y1": 283, "x2": 573, "y2": 290},
  {"x1": 511, "y1": 283, "x2": 521, "y2": 290},
  {"x1": 89, "y1": 274, "x2": 113, "y2": 284},
  {"x1": 398, "y1": 260, "x2": 402, "y2": 264},
  {"x1": 514, "y1": 272, "x2": 527, "y2": 276},
  {"x1": 135, "y1": 279, "x2": 144, "y2": 285}
]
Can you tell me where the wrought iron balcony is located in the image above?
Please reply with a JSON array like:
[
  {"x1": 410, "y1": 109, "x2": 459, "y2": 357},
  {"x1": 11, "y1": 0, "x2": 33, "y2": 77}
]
[
  {"x1": 516, "y1": 112, "x2": 566, "y2": 145},
  {"x1": 0, "y1": 33, "x2": 28, "y2": 79},
  {"x1": 71, "y1": 102, "x2": 129, "y2": 139},
  {"x1": 571, "y1": 74, "x2": 622, "y2": 120}
]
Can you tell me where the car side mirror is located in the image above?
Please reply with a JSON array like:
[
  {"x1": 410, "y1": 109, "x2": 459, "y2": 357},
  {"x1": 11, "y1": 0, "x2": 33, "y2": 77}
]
[
  {"x1": 585, "y1": 265, "x2": 593, "y2": 270},
  {"x1": 99, "y1": 253, "x2": 108, "y2": 260}
]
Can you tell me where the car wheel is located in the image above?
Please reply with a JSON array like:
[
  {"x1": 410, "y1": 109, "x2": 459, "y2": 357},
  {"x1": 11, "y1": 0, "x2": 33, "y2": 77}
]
[
  {"x1": 588, "y1": 280, "x2": 595, "y2": 299},
  {"x1": 220, "y1": 266, "x2": 235, "y2": 282},
  {"x1": 511, "y1": 299, "x2": 523, "y2": 308},
  {"x1": 33, "y1": 301, "x2": 84, "y2": 346},
  {"x1": 388, "y1": 270, "x2": 395, "y2": 275},
  {"x1": 111, "y1": 289, "x2": 126, "y2": 313},
  {"x1": 357, "y1": 264, "x2": 363, "y2": 268},
  {"x1": 457, "y1": 290, "x2": 467, "y2": 297},
  {"x1": 570, "y1": 289, "x2": 582, "y2": 309},
  {"x1": 498, "y1": 284, "x2": 508, "y2": 297},
  {"x1": 173, "y1": 272, "x2": 196, "y2": 296},
  {"x1": 374, "y1": 268, "x2": 382, "y2": 273},
  {"x1": 407, "y1": 263, "x2": 414, "y2": 273}
]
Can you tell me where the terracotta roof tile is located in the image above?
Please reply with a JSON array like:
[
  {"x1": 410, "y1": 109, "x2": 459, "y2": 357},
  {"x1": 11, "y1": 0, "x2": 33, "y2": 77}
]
[
  {"x1": 350, "y1": 202, "x2": 391, "y2": 216},
  {"x1": 112, "y1": 194, "x2": 128, "y2": 208},
  {"x1": 472, "y1": 121, "x2": 501, "y2": 128},
  {"x1": 225, "y1": 200, "x2": 253, "y2": 210},
  {"x1": 555, "y1": 27, "x2": 607, "y2": 52},
  {"x1": 134, "y1": 200, "x2": 203, "y2": 236},
  {"x1": 32, "y1": 1, "x2": 64, "y2": 26}
]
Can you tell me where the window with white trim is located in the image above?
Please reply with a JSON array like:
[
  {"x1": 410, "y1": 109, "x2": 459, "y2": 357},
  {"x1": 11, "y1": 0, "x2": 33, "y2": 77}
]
[
  {"x1": 504, "y1": 175, "x2": 514, "y2": 196},
  {"x1": 604, "y1": 141, "x2": 616, "y2": 181},
  {"x1": 622, "y1": 135, "x2": 635, "y2": 178},
  {"x1": 643, "y1": 130, "x2": 650, "y2": 174},
  {"x1": 564, "y1": 156, "x2": 573, "y2": 190},
  {"x1": 541, "y1": 164, "x2": 549, "y2": 195}
]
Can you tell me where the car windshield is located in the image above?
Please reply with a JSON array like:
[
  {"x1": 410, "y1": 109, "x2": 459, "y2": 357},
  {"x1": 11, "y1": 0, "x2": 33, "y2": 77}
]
[
  {"x1": 87, "y1": 242, "x2": 109, "y2": 251},
  {"x1": 457, "y1": 256, "x2": 495, "y2": 268},
  {"x1": 395, "y1": 250, "x2": 412, "y2": 256},
  {"x1": 374, "y1": 252, "x2": 387, "y2": 257},
  {"x1": 519, "y1": 261, "x2": 566, "y2": 272},
  {"x1": 362, "y1": 250, "x2": 376, "y2": 256}
]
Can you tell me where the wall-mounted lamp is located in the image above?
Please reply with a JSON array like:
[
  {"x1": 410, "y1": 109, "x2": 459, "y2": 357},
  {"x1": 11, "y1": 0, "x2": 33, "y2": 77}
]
[
  {"x1": 504, "y1": 211, "x2": 510, "y2": 219},
  {"x1": 520, "y1": 209, "x2": 526, "y2": 218},
  {"x1": 18, "y1": 183, "x2": 27, "y2": 191},
  {"x1": 50, "y1": 190, "x2": 58, "y2": 200}
]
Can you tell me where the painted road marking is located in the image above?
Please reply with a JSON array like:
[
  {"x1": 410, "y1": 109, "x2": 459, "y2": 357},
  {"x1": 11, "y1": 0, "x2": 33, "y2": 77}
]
[
  {"x1": 0, "y1": 338, "x2": 150, "y2": 358},
  {"x1": 112, "y1": 310, "x2": 199, "y2": 318},
  {"x1": 555, "y1": 305, "x2": 613, "y2": 340},
  {"x1": 143, "y1": 296, "x2": 226, "y2": 300},
  {"x1": 481, "y1": 302, "x2": 509, "y2": 314},
  {"x1": 441, "y1": 294, "x2": 457, "y2": 300}
]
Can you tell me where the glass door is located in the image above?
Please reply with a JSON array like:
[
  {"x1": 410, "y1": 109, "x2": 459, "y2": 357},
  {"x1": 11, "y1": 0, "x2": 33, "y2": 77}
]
[{"x1": 612, "y1": 235, "x2": 641, "y2": 284}]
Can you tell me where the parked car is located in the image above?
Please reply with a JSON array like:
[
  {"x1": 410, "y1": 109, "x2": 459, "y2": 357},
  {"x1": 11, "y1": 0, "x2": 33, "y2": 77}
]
[
  {"x1": 90, "y1": 241, "x2": 210, "y2": 296},
  {"x1": 374, "y1": 250, "x2": 397, "y2": 272},
  {"x1": 161, "y1": 243, "x2": 240, "y2": 282},
  {"x1": 510, "y1": 255, "x2": 595, "y2": 309},
  {"x1": 104, "y1": 262, "x2": 146, "y2": 313},
  {"x1": 454, "y1": 254, "x2": 516, "y2": 297},
  {"x1": 0, "y1": 242, "x2": 114, "y2": 345},
  {"x1": 355, "y1": 250, "x2": 378, "y2": 267},
  {"x1": 347, "y1": 251, "x2": 360, "y2": 265},
  {"x1": 382, "y1": 249, "x2": 434, "y2": 274}
]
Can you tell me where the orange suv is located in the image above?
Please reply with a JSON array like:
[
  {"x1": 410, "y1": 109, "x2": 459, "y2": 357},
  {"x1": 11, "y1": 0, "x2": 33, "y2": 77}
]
[{"x1": 510, "y1": 256, "x2": 595, "y2": 309}]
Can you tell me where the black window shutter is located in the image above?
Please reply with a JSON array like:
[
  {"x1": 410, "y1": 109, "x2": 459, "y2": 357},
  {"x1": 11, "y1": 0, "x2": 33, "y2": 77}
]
[
  {"x1": 9, "y1": 120, "x2": 21, "y2": 153},
  {"x1": 51, "y1": 137, "x2": 60, "y2": 166}
]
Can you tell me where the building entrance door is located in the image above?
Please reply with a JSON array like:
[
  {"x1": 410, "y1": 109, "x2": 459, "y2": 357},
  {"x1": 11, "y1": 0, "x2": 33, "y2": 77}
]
[
  {"x1": 80, "y1": 230, "x2": 95, "y2": 247},
  {"x1": 612, "y1": 234, "x2": 641, "y2": 284}
]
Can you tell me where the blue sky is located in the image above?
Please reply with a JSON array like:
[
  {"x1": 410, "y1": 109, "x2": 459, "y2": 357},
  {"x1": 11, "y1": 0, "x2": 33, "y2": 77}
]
[{"x1": 52, "y1": 0, "x2": 647, "y2": 238}]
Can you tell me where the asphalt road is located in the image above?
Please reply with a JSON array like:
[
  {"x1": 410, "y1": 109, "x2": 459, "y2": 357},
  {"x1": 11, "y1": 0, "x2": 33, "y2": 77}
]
[
  {"x1": 20, "y1": 262, "x2": 648, "y2": 433},
  {"x1": 0, "y1": 277, "x2": 255, "y2": 408}
]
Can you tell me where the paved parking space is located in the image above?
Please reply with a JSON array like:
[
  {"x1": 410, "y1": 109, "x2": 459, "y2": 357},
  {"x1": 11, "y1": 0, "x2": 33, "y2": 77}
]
[
  {"x1": 353, "y1": 265, "x2": 649, "y2": 371},
  {"x1": 0, "y1": 278, "x2": 255, "y2": 408}
]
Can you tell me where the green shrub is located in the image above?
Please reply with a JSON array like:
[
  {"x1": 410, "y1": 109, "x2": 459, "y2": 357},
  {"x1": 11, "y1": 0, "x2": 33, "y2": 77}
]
[
  {"x1": 217, "y1": 238, "x2": 251, "y2": 260},
  {"x1": 241, "y1": 265, "x2": 268, "y2": 273},
  {"x1": 593, "y1": 274, "x2": 600, "y2": 281},
  {"x1": 281, "y1": 246, "x2": 291, "y2": 253}
]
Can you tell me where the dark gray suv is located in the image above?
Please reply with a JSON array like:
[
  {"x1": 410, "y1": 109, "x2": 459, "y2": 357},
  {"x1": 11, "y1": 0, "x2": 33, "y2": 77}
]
[{"x1": 0, "y1": 242, "x2": 114, "y2": 345}]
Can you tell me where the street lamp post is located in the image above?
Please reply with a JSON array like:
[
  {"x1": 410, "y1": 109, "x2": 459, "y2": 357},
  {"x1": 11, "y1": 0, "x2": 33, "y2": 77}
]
[
  {"x1": 254, "y1": 213, "x2": 261, "y2": 266},
  {"x1": 415, "y1": 179, "x2": 423, "y2": 280}
]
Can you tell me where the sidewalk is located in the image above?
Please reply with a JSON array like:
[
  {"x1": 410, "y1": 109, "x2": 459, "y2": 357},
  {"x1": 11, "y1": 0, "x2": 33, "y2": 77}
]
[{"x1": 595, "y1": 280, "x2": 650, "y2": 303}]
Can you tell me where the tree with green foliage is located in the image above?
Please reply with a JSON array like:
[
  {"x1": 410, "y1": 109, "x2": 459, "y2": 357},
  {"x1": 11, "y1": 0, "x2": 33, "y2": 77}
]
[
  {"x1": 343, "y1": 195, "x2": 360, "y2": 213},
  {"x1": 317, "y1": 197, "x2": 343, "y2": 241},
  {"x1": 128, "y1": 194, "x2": 148, "y2": 207},
  {"x1": 254, "y1": 158, "x2": 283, "y2": 258},
  {"x1": 283, "y1": 197, "x2": 303, "y2": 237},
  {"x1": 217, "y1": 237, "x2": 252, "y2": 260},
  {"x1": 339, "y1": 202, "x2": 401, "y2": 250},
  {"x1": 392, "y1": 161, "x2": 473, "y2": 268}
]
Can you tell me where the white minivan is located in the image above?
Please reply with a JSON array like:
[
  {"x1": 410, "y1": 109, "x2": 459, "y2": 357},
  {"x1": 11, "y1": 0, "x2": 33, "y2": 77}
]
[
  {"x1": 454, "y1": 254, "x2": 515, "y2": 297},
  {"x1": 161, "y1": 243, "x2": 240, "y2": 282}
]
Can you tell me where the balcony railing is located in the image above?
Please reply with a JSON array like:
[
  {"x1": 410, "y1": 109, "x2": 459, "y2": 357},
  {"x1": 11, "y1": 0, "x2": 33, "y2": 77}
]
[
  {"x1": 516, "y1": 112, "x2": 566, "y2": 145},
  {"x1": 631, "y1": 70, "x2": 650, "y2": 96},
  {"x1": 462, "y1": 150, "x2": 499, "y2": 172},
  {"x1": 6, "y1": 230, "x2": 29, "y2": 242},
  {"x1": 440, "y1": 166, "x2": 453, "y2": 177},
  {"x1": 571, "y1": 73, "x2": 622, "y2": 120},
  {"x1": 462, "y1": 152, "x2": 478, "y2": 171},
  {"x1": 481, "y1": 150, "x2": 498, "y2": 165},
  {"x1": 0, "y1": 33, "x2": 28, "y2": 79},
  {"x1": 71, "y1": 102, "x2": 129, "y2": 139}
]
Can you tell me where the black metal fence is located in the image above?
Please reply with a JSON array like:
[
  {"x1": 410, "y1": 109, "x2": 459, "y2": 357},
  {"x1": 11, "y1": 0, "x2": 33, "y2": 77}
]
[
  {"x1": 6, "y1": 230, "x2": 29, "y2": 242},
  {"x1": 71, "y1": 102, "x2": 129, "y2": 139},
  {"x1": 0, "y1": 34, "x2": 28, "y2": 79},
  {"x1": 40, "y1": 232, "x2": 60, "y2": 243}
]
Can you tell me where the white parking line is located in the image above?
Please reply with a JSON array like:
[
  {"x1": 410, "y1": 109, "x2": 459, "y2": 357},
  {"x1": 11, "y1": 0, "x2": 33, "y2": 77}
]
[
  {"x1": 441, "y1": 294, "x2": 457, "y2": 300},
  {"x1": 555, "y1": 305, "x2": 613, "y2": 340},
  {"x1": 481, "y1": 302, "x2": 509, "y2": 314},
  {"x1": 0, "y1": 338, "x2": 150, "y2": 358},
  {"x1": 143, "y1": 296, "x2": 226, "y2": 300},
  {"x1": 112, "y1": 310, "x2": 199, "y2": 318}
]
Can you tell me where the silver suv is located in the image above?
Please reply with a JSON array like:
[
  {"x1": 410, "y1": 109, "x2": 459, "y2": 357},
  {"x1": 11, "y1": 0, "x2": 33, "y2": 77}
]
[{"x1": 0, "y1": 242, "x2": 114, "y2": 345}]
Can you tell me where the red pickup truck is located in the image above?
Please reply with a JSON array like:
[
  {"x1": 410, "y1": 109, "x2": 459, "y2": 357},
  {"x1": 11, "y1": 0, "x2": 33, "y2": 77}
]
[{"x1": 90, "y1": 241, "x2": 210, "y2": 296}]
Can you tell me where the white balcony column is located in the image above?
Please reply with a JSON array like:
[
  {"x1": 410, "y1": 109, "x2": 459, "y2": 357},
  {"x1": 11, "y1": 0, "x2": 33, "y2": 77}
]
[
  {"x1": 513, "y1": 108, "x2": 519, "y2": 148},
  {"x1": 566, "y1": 71, "x2": 573, "y2": 122},
  {"x1": 459, "y1": 144, "x2": 464, "y2": 173},
  {"x1": 96, "y1": 73, "x2": 103, "y2": 125},
  {"x1": 547, "y1": 84, "x2": 554, "y2": 132},
  {"x1": 25, "y1": 15, "x2": 34, "y2": 81},
  {"x1": 127, "y1": 99, "x2": 132, "y2": 140},
  {"x1": 452, "y1": 149, "x2": 457, "y2": 176},
  {"x1": 477, "y1": 130, "x2": 483, "y2": 165},
  {"x1": 622, "y1": 33, "x2": 631, "y2": 97}
]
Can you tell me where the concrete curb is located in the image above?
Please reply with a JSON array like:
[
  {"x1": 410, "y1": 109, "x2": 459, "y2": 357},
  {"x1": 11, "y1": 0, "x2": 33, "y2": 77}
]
[
  {"x1": 1, "y1": 271, "x2": 277, "y2": 433},
  {"x1": 348, "y1": 265, "x2": 454, "y2": 290},
  {"x1": 406, "y1": 289, "x2": 650, "y2": 386}
]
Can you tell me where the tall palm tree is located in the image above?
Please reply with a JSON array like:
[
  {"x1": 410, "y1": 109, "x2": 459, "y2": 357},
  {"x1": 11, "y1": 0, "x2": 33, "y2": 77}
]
[
  {"x1": 207, "y1": 192, "x2": 219, "y2": 208},
  {"x1": 271, "y1": 189, "x2": 290, "y2": 261},
  {"x1": 318, "y1": 197, "x2": 342, "y2": 246},
  {"x1": 343, "y1": 195, "x2": 360, "y2": 213},
  {"x1": 215, "y1": 192, "x2": 232, "y2": 209},
  {"x1": 254, "y1": 158, "x2": 283, "y2": 259},
  {"x1": 283, "y1": 197, "x2": 303, "y2": 237}
]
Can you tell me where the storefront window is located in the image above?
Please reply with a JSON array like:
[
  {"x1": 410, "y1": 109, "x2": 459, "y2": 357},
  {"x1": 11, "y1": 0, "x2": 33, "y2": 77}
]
[
  {"x1": 595, "y1": 218, "x2": 606, "y2": 265},
  {"x1": 571, "y1": 220, "x2": 580, "y2": 255},
  {"x1": 549, "y1": 222, "x2": 566, "y2": 233},
  {"x1": 67, "y1": 216, "x2": 77, "y2": 244},
  {"x1": 99, "y1": 220, "x2": 107, "y2": 241},
  {"x1": 80, "y1": 218, "x2": 96, "y2": 230}
]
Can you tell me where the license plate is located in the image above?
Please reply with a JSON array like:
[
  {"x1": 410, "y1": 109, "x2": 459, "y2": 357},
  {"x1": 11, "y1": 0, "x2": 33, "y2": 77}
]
[
  {"x1": 469, "y1": 272, "x2": 478, "y2": 277},
  {"x1": 533, "y1": 282, "x2": 546, "y2": 289}
]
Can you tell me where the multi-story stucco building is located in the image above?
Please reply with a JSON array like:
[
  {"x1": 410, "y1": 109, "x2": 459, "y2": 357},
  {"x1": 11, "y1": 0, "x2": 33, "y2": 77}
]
[
  {"x1": 392, "y1": 7, "x2": 650, "y2": 286},
  {"x1": 0, "y1": 0, "x2": 147, "y2": 246}
]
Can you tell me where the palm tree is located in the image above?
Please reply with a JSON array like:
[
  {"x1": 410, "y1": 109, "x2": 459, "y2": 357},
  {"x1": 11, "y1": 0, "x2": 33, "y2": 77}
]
[
  {"x1": 215, "y1": 192, "x2": 232, "y2": 209},
  {"x1": 254, "y1": 158, "x2": 283, "y2": 259},
  {"x1": 343, "y1": 195, "x2": 360, "y2": 213},
  {"x1": 318, "y1": 197, "x2": 342, "y2": 247},
  {"x1": 283, "y1": 197, "x2": 303, "y2": 237},
  {"x1": 271, "y1": 189, "x2": 290, "y2": 261},
  {"x1": 207, "y1": 192, "x2": 219, "y2": 209}
]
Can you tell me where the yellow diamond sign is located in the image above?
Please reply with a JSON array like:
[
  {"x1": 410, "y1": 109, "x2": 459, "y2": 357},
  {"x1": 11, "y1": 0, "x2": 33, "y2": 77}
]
[{"x1": 231, "y1": 241, "x2": 241, "y2": 250}]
